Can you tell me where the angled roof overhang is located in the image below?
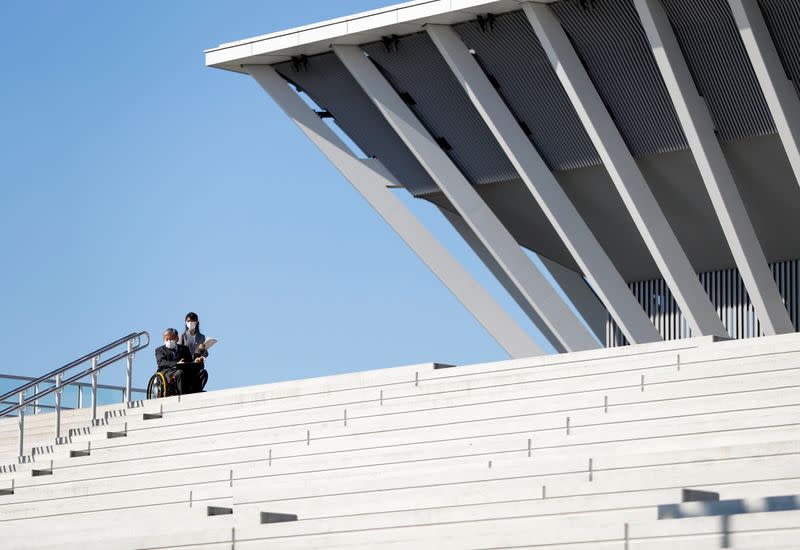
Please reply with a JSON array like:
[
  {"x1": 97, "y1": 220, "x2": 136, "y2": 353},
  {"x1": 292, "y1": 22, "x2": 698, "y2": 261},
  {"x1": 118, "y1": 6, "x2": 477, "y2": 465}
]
[
  {"x1": 204, "y1": 0, "x2": 555, "y2": 72},
  {"x1": 206, "y1": 0, "x2": 800, "y2": 283}
]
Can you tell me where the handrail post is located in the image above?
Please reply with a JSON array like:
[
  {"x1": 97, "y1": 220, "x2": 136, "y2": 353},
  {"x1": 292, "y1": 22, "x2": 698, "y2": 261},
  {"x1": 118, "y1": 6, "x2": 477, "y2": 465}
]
[
  {"x1": 91, "y1": 356, "x2": 98, "y2": 422},
  {"x1": 54, "y1": 373, "x2": 62, "y2": 442},
  {"x1": 125, "y1": 339, "x2": 133, "y2": 406},
  {"x1": 0, "y1": 331, "x2": 149, "y2": 425},
  {"x1": 18, "y1": 391, "x2": 25, "y2": 458}
]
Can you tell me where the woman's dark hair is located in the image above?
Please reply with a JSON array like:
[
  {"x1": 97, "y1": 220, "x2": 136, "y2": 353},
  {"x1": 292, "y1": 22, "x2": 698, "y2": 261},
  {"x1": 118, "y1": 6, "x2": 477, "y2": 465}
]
[{"x1": 185, "y1": 312, "x2": 200, "y2": 334}]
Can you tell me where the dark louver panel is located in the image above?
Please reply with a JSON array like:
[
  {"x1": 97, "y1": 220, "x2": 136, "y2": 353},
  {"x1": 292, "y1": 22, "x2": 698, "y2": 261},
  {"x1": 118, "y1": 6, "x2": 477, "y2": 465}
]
[
  {"x1": 455, "y1": 10, "x2": 601, "y2": 171},
  {"x1": 363, "y1": 33, "x2": 520, "y2": 187},
  {"x1": 275, "y1": 53, "x2": 440, "y2": 196},
  {"x1": 661, "y1": 0, "x2": 776, "y2": 141},
  {"x1": 607, "y1": 258, "x2": 800, "y2": 346},
  {"x1": 758, "y1": 0, "x2": 800, "y2": 98},
  {"x1": 551, "y1": 0, "x2": 688, "y2": 156}
]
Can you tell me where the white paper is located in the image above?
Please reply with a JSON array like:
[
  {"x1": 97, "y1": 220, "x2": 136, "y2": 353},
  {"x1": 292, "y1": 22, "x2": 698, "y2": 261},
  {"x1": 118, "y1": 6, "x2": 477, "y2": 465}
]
[{"x1": 203, "y1": 338, "x2": 218, "y2": 350}]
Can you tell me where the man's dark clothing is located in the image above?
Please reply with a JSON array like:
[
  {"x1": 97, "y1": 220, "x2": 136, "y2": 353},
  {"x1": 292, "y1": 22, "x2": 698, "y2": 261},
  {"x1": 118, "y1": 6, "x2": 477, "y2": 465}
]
[
  {"x1": 155, "y1": 343, "x2": 193, "y2": 370},
  {"x1": 177, "y1": 362, "x2": 208, "y2": 393},
  {"x1": 154, "y1": 344, "x2": 207, "y2": 394}
]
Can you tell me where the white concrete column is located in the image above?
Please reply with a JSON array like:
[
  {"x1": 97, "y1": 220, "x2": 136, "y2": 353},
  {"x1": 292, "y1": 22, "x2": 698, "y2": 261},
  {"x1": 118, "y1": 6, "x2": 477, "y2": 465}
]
[
  {"x1": 634, "y1": 0, "x2": 792, "y2": 336},
  {"x1": 539, "y1": 256, "x2": 608, "y2": 345},
  {"x1": 438, "y1": 206, "x2": 566, "y2": 352},
  {"x1": 247, "y1": 65, "x2": 542, "y2": 358},
  {"x1": 523, "y1": 2, "x2": 729, "y2": 339},
  {"x1": 728, "y1": 0, "x2": 800, "y2": 188},
  {"x1": 332, "y1": 44, "x2": 599, "y2": 352},
  {"x1": 427, "y1": 23, "x2": 659, "y2": 345}
]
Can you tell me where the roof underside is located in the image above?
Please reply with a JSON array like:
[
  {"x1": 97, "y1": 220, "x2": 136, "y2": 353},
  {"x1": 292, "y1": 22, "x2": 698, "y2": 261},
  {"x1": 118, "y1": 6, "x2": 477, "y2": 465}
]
[{"x1": 209, "y1": 0, "x2": 800, "y2": 283}]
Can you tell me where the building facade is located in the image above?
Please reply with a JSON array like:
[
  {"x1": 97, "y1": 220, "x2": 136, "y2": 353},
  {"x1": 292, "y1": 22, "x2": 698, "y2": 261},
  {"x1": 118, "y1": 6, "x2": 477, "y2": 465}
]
[{"x1": 207, "y1": 0, "x2": 800, "y2": 355}]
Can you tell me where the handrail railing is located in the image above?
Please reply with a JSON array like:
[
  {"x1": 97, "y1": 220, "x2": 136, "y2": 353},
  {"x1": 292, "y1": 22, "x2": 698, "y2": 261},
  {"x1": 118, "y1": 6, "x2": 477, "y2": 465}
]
[
  {"x1": 0, "y1": 374, "x2": 146, "y2": 414},
  {"x1": 0, "y1": 331, "x2": 149, "y2": 459},
  {"x1": 0, "y1": 332, "x2": 146, "y2": 405}
]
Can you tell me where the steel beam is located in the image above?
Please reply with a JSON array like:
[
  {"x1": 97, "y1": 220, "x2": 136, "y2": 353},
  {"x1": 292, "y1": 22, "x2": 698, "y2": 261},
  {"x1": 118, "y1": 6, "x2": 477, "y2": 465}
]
[
  {"x1": 438, "y1": 206, "x2": 566, "y2": 352},
  {"x1": 728, "y1": 0, "x2": 800, "y2": 188},
  {"x1": 635, "y1": 0, "x2": 792, "y2": 335},
  {"x1": 523, "y1": 2, "x2": 729, "y2": 339},
  {"x1": 246, "y1": 65, "x2": 542, "y2": 358},
  {"x1": 427, "y1": 24, "x2": 659, "y2": 345},
  {"x1": 332, "y1": 44, "x2": 599, "y2": 352}
]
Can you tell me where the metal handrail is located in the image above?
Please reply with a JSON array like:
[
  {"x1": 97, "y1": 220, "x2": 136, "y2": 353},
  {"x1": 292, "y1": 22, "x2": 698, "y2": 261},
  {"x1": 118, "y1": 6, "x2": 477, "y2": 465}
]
[
  {"x1": 0, "y1": 374, "x2": 146, "y2": 416},
  {"x1": 0, "y1": 332, "x2": 146, "y2": 404},
  {"x1": 0, "y1": 349, "x2": 143, "y2": 416},
  {"x1": 0, "y1": 401, "x2": 65, "y2": 411},
  {"x1": 0, "y1": 331, "x2": 150, "y2": 459},
  {"x1": 0, "y1": 373, "x2": 146, "y2": 394}
]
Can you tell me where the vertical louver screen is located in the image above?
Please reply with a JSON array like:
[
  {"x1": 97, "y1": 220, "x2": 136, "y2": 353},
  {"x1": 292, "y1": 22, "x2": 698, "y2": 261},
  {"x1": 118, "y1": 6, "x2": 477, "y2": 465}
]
[{"x1": 607, "y1": 259, "x2": 800, "y2": 346}]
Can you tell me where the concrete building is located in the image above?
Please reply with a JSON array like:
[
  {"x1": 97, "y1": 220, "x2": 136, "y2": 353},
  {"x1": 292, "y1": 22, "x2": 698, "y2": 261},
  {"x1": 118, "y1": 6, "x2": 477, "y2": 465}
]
[
  {"x1": 207, "y1": 0, "x2": 800, "y2": 354},
  {"x1": 2, "y1": 1, "x2": 800, "y2": 548}
]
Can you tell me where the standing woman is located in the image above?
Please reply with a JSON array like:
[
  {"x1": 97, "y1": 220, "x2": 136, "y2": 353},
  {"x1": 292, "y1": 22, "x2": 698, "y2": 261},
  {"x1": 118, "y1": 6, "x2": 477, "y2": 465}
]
[
  {"x1": 180, "y1": 312, "x2": 208, "y2": 359},
  {"x1": 179, "y1": 312, "x2": 209, "y2": 392}
]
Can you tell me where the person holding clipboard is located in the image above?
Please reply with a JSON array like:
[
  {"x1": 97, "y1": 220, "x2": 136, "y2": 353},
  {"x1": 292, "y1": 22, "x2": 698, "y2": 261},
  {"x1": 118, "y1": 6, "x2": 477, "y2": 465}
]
[{"x1": 178, "y1": 312, "x2": 217, "y2": 392}]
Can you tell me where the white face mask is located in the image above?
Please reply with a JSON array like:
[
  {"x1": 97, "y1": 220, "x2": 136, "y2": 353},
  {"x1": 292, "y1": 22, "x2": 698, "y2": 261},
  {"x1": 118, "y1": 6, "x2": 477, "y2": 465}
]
[
  {"x1": 164, "y1": 340, "x2": 177, "y2": 349},
  {"x1": 186, "y1": 322, "x2": 198, "y2": 331}
]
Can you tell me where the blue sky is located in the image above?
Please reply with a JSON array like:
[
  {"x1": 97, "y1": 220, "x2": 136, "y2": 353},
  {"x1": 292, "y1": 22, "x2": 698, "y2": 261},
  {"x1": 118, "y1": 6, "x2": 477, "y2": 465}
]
[{"x1": 0, "y1": 1, "x2": 555, "y2": 395}]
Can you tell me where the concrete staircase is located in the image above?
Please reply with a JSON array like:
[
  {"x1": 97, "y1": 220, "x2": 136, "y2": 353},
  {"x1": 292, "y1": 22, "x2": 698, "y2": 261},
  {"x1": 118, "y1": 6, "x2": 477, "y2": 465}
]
[{"x1": 1, "y1": 334, "x2": 799, "y2": 548}]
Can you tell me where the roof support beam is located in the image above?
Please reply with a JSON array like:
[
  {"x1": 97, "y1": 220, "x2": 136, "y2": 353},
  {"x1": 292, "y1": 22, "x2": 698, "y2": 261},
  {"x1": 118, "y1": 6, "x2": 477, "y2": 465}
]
[
  {"x1": 634, "y1": 0, "x2": 792, "y2": 336},
  {"x1": 246, "y1": 64, "x2": 542, "y2": 358},
  {"x1": 728, "y1": 0, "x2": 800, "y2": 189},
  {"x1": 523, "y1": 2, "x2": 729, "y2": 339},
  {"x1": 332, "y1": 44, "x2": 599, "y2": 352},
  {"x1": 438, "y1": 206, "x2": 566, "y2": 352},
  {"x1": 427, "y1": 23, "x2": 659, "y2": 345},
  {"x1": 539, "y1": 256, "x2": 608, "y2": 345}
]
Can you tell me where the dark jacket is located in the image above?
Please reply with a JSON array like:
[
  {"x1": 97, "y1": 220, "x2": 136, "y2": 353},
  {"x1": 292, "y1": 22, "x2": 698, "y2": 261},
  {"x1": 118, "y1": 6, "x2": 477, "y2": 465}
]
[
  {"x1": 155, "y1": 343, "x2": 193, "y2": 371},
  {"x1": 179, "y1": 330, "x2": 208, "y2": 359}
]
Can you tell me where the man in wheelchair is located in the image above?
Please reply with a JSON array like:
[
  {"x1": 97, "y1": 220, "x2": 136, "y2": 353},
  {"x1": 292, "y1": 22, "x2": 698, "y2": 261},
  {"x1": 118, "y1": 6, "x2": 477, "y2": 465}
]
[{"x1": 148, "y1": 328, "x2": 207, "y2": 398}]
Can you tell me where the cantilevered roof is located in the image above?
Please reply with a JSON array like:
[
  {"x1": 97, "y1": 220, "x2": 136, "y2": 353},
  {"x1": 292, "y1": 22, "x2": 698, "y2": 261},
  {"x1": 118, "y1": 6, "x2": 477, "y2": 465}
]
[
  {"x1": 205, "y1": 0, "x2": 555, "y2": 72},
  {"x1": 207, "y1": 0, "x2": 800, "y2": 284}
]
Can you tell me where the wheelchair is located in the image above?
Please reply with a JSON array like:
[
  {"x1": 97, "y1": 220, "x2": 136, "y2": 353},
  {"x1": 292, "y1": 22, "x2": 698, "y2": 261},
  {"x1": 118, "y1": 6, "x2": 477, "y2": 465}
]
[{"x1": 146, "y1": 369, "x2": 180, "y2": 399}]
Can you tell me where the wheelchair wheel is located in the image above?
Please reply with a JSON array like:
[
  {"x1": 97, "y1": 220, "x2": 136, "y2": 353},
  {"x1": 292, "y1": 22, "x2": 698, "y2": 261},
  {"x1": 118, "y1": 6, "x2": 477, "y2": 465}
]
[{"x1": 147, "y1": 372, "x2": 167, "y2": 399}]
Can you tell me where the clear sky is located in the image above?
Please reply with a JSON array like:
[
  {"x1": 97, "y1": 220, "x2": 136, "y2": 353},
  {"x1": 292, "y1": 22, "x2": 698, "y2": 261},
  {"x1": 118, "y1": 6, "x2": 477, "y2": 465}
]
[{"x1": 0, "y1": 1, "x2": 556, "y2": 396}]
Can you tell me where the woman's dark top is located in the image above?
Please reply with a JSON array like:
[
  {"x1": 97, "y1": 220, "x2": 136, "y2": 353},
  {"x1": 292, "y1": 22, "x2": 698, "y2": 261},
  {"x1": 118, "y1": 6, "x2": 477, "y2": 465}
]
[{"x1": 179, "y1": 330, "x2": 208, "y2": 359}]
